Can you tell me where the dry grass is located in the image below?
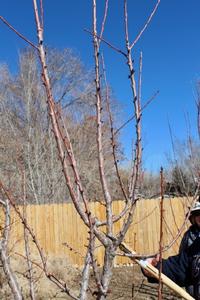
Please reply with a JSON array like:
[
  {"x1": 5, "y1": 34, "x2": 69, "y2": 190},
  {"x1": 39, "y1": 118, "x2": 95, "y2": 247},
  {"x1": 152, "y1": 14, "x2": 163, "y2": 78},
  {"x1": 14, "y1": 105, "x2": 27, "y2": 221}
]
[
  {"x1": 0, "y1": 255, "x2": 182, "y2": 299},
  {"x1": 0, "y1": 254, "x2": 81, "y2": 300}
]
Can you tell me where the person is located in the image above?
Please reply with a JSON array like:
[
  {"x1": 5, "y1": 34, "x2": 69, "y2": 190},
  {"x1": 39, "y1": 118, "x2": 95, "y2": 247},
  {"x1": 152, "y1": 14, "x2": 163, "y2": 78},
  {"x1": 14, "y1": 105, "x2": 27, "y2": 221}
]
[{"x1": 143, "y1": 200, "x2": 200, "y2": 299}]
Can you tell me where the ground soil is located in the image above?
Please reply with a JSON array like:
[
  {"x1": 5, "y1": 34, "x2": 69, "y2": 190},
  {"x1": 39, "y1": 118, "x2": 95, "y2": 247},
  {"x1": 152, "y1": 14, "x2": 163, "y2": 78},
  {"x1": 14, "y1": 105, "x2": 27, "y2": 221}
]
[
  {"x1": 0, "y1": 257, "x2": 184, "y2": 299},
  {"x1": 107, "y1": 265, "x2": 182, "y2": 300}
]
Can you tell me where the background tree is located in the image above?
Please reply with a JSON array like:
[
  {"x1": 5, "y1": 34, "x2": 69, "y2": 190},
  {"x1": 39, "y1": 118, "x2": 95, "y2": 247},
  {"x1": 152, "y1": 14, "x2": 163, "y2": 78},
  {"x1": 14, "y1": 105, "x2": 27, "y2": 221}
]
[
  {"x1": 166, "y1": 138, "x2": 200, "y2": 196},
  {"x1": 0, "y1": 48, "x2": 123, "y2": 204}
]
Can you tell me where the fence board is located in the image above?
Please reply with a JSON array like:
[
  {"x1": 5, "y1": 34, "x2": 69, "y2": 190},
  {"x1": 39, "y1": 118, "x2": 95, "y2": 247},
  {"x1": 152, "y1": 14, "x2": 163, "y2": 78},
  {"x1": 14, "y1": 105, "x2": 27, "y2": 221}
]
[{"x1": 0, "y1": 197, "x2": 192, "y2": 266}]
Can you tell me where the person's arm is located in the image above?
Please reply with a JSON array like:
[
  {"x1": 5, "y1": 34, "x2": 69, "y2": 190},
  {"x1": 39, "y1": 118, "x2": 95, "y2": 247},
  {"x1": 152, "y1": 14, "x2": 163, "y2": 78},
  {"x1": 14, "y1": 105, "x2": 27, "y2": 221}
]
[
  {"x1": 161, "y1": 252, "x2": 188, "y2": 286},
  {"x1": 143, "y1": 251, "x2": 189, "y2": 286}
]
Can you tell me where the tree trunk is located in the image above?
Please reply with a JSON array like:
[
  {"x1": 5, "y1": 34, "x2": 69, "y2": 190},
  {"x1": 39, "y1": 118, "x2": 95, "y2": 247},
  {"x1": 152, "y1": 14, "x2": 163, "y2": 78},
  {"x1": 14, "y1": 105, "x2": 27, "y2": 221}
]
[
  {"x1": 0, "y1": 243, "x2": 23, "y2": 300},
  {"x1": 96, "y1": 246, "x2": 114, "y2": 300}
]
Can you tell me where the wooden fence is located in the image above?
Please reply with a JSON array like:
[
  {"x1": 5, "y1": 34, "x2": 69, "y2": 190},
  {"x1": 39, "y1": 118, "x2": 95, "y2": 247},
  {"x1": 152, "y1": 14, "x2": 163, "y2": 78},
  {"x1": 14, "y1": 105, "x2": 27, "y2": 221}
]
[{"x1": 0, "y1": 197, "x2": 192, "y2": 266}]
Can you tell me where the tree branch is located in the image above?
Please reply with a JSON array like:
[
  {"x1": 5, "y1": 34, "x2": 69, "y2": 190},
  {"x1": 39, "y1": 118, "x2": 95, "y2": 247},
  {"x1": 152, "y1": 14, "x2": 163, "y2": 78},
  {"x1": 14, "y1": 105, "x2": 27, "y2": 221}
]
[
  {"x1": 0, "y1": 16, "x2": 38, "y2": 50},
  {"x1": 130, "y1": 0, "x2": 161, "y2": 49}
]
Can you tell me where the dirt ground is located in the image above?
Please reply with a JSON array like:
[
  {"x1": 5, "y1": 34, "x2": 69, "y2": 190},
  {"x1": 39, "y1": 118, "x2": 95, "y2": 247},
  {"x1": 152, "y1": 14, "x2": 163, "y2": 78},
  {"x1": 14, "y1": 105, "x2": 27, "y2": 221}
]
[
  {"x1": 107, "y1": 265, "x2": 182, "y2": 300},
  {"x1": 0, "y1": 257, "x2": 184, "y2": 299}
]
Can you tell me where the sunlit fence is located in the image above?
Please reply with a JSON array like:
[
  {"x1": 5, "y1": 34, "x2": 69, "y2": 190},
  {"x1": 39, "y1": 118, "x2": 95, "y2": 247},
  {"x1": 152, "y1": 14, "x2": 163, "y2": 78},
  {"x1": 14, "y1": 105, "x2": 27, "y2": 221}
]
[{"x1": 0, "y1": 197, "x2": 192, "y2": 266}]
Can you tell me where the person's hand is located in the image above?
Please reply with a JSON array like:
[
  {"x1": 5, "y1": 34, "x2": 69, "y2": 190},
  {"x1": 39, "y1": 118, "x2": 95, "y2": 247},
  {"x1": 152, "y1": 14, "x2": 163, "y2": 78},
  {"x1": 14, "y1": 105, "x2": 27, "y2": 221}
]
[
  {"x1": 147, "y1": 254, "x2": 160, "y2": 266},
  {"x1": 143, "y1": 254, "x2": 160, "y2": 277}
]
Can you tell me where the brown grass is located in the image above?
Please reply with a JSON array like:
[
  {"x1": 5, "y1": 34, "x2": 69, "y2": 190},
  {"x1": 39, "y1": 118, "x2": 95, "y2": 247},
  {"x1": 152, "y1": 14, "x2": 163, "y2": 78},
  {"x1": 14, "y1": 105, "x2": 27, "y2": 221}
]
[{"x1": 0, "y1": 254, "x2": 183, "y2": 299}]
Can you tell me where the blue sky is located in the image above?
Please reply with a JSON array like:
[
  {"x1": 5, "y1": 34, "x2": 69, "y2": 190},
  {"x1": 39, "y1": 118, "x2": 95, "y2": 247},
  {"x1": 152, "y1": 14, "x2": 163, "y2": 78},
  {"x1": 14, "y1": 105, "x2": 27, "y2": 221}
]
[{"x1": 0, "y1": 1, "x2": 200, "y2": 172}]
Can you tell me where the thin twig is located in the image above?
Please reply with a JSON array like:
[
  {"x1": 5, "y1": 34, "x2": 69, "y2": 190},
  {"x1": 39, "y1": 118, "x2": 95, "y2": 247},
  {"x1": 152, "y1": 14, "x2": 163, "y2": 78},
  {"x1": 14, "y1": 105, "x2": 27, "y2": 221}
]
[
  {"x1": 84, "y1": 28, "x2": 127, "y2": 57},
  {"x1": 130, "y1": 0, "x2": 161, "y2": 49},
  {"x1": 0, "y1": 16, "x2": 38, "y2": 50},
  {"x1": 101, "y1": 54, "x2": 129, "y2": 203},
  {"x1": 114, "y1": 90, "x2": 159, "y2": 135},
  {"x1": 162, "y1": 191, "x2": 200, "y2": 252}
]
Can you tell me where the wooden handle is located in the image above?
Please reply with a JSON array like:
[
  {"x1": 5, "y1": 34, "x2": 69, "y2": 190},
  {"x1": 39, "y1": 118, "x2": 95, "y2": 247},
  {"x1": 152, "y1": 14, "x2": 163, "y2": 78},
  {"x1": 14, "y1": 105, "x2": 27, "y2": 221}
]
[{"x1": 119, "y1": 243, "x2": 194, "y2": 300}]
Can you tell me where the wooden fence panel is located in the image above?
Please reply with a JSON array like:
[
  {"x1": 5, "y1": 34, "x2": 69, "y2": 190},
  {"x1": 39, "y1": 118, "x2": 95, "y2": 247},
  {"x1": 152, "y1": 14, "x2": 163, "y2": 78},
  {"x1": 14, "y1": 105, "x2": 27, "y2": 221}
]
[{"x1": 0, "y1": 197, "x2": 192, "y2": 266}]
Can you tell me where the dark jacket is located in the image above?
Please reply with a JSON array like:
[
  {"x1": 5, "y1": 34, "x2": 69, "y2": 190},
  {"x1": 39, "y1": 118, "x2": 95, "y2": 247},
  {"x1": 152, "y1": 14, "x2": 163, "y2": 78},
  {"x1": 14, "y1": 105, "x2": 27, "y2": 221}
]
[
  {"x1": 146, "y1": 224, "x2": 200, "y2": 298},
  {"x1": 162, "y1": 225, "x2": 200, "y2": 286}
]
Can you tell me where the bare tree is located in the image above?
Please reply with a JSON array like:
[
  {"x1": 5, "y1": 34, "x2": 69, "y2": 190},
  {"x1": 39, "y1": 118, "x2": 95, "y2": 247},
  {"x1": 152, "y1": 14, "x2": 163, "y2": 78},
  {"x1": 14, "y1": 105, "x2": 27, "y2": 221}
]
[
  {"x1": 0, "y1": 1, "x2": 163, "y2": 299},
  {"x1": 166, "y1": 138, "x2": 200, "y2": 196},
  {"x1": 0, "y1": 47, "x2": 123, "y2": 204}
]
